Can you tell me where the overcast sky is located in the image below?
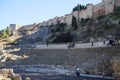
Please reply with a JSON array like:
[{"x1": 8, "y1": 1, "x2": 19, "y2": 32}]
[{"x1": 0, "y1": 0, "x2": 101, "y2": 30}]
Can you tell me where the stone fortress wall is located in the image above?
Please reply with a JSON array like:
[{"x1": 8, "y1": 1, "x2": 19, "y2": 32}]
[
  {"x1": 16, "y1": 0, "x2": 120, "y2": 31},
  {"x1": 93, "y1": 2, "x2": 105, "y2": 17},
  {"x1": 36, "y1": 0, "x2": 120, "y2": 27}
]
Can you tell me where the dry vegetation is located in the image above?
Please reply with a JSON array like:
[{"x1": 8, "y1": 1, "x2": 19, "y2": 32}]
[{"x1": 112, "y1": 58, "x2": 120, "y2": 80}]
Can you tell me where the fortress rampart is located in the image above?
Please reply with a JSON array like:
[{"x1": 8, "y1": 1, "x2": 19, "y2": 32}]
[{"x1": 20, "y1": 0, "x2": 120, "y2": 30}]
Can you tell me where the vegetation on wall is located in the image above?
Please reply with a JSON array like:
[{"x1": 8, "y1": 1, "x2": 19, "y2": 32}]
[{"x1": 73, "y1": 4, "x2": 87, "y2": 11}]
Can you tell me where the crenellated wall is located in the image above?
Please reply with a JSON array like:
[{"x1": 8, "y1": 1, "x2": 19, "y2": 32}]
[{"x1": 20, "y1": 0, "x2": 120, "y2": 29}]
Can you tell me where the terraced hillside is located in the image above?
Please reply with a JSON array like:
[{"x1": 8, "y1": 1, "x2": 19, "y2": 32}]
[{"x1": 5, "y1": 46, "x2": 120, "y2": 71}]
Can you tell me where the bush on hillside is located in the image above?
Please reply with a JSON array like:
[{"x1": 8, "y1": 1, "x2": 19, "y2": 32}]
[
  {"x1": 97, "y1": 15, "x2": 105, "y2": 20},
  {"x1": 47, "y1": 32, "x2": 73, "y2": 43},
  {"x1": 65, "y1": 25, "x2": 73, "y2": 32},
  {"x1": 80, "y1": 18, "x2": 90, "y2": 26},
  {"x1": 51, "y1": 23, "x2": 66, "y2": 33},
  {"x1": 110, "y1": 6, "x2": 120, "y2": 20},
  {"x1": 7, "y1": 37, "x2": 14, "y2": 43},
  {"x1": 103, "y1": 21, "x2": 113, "y2": 30},
  {"x1": 114, "y1": 6, "x2": 120, "y2": 14}
]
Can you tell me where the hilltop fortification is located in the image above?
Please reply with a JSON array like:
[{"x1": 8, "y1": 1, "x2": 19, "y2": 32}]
[
  {"x1": 10, "y1": 0, "x2": 120, "y2": 31},
  {"x1": 36, "y1": 0, "x2": 120, "y2": 27},
  {"x1": 17, "y1": 0, "x2": 119, "y2": 30},
  {"x1": 8, "y1": 0, "x2": 120, "y2": 44}
]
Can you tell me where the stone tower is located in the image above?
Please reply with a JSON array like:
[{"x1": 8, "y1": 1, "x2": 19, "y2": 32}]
[{"x1": 103, "y1": 0, "x2": 115, "y2": 15}]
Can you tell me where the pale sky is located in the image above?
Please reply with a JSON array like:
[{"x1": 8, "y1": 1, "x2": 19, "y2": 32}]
[{"x1": 0, "y1": 0, "x2": 101, "y2": 30}]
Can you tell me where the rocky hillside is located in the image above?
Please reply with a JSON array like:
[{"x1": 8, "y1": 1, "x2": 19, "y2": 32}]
[{"x1": 9, "y1": 6, "x2": 120, "y2": 45}]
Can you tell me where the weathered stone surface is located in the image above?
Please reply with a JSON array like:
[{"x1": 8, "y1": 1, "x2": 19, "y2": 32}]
[
  {"x1": 5, "y1": 46, "x2": 120, "y2": 74},
  {"x1": 0, "y1": 69, "x2": 22, "y2": 80}
]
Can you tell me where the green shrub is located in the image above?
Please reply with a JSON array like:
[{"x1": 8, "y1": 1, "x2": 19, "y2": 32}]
[
  {"x1": 103, "y1": 21, "x2": 112, "y2": 30},
  {"x1": 72, "y1": 16, "x2": 78, "y2": 30},
  {"x1": 97, "y1": 15, "x2": 105, "y2": 20},
  {"x1": 65, "y1": 25, "x2": 73, "y2": 32},
  {"x1": 80, "y1": 18, "x2": 90, "y2": 26},
  {"x1": 114, "y1": 6, "x2": 120, "y2": 13},
  {"x1": 110, "y1": 6, "x2": 120, "y2": 20},
  {"x1": 119, "y1": 20, "x2": 120, "y2": 24},
  {"x1": 47, "y1": 32, "x2": 73, "y2": 43}
]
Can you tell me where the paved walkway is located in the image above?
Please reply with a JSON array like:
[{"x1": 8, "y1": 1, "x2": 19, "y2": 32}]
[
  {"x1": 35, "y1": 42, "x2": 108, "y2": 49},
  {"x1": 18, "y1": 72, "x2": 114, "y2": 80}
]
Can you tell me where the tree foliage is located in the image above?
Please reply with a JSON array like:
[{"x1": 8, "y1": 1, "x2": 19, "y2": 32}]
[
  {"x1": 47, "y1": 32, "x2": 73, "y2": 43},
  {"x1": 6, "y1": 27, "x2": 11, "y2": 36},
  {"x1": 80, "y1": 18, "x2": 90, "y2": 26},
  {"x1": 0, "y1": 27, "x2": 11, "y2": 39},
  {"x1": 73, "y1": 4, "x2": 86, "y2": 11},
  {"x1": 51, "y1": 22, "x2": 66, "y2": 33},
  {"x1": 1, "y1": 29, "x2": 8, "y2": 38},
  {"x1": 72, "y1": 16, "x2": 78, "y2": 30}
]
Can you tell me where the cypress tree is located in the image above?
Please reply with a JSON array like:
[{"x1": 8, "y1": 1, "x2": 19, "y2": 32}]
[{"x1": 72, "y1": 16, "x2": 78, "y2": 30}]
